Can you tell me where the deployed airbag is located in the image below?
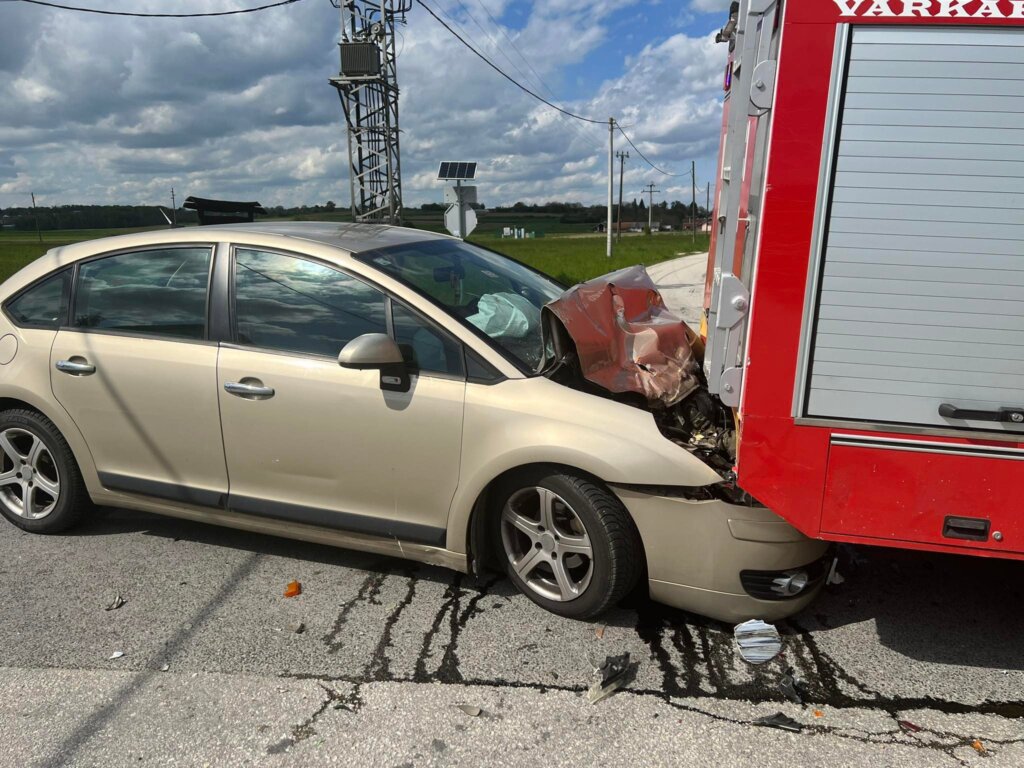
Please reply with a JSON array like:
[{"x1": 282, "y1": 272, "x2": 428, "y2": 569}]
[
  {"x1": 544, "y1": 265, "x2": 699, "y2": 407},
  {"x1": 467, "y1": 292, "x2": 540, "y2": 340}
]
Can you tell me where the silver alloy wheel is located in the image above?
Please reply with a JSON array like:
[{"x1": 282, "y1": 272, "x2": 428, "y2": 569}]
[
  {"x1": 500, "y1": 486, "x2": 594, "y2": 602},
  {"x1": 0, "y1": 428, "x2": 60, "y2": 520}
]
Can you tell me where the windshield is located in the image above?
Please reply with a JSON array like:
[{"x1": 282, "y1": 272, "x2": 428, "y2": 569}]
[{"x1": 356, "y1": 239, "x2": 563, "y2": 371}]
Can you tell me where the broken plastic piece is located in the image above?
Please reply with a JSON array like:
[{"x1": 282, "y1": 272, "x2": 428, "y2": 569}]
[
  {"x1": 105, "y1": 595, "x2": 126, "y2": 611},
  {"x1": 734, "y1": 619, "x2": 782, "y2": 664},
  {"x1": 813, "y1": 710, "x2": 824, "y2": 718},
  {"x1": 971, "y1": 739, "x2": 986, "y2": 755},
  {"x1": 456, "y1": 704, "x2": 482, "y2": 717},
  {"x1": 283, "y1": 580, "x2": 302, "y2": 598},
  {"x1": 778, "y1": 673, "x2": 803, "y2": 705},
  {"x1": 544, "y1": 266, "x2": 699, "y2": 407},
  {"x1": 898, "y1": 720, "x2": 922, "y2": 733},
  {"x1": 159, "y1": 663, "x2": 170, "y2": 672},
  {"x1": 826, "y1": 557, "x2": 845, "y2": 586},
  {"x1": 108, "y1": 651, "x2": 125, "y2": 660},
  {"x1": 287, "y1": 621, "x2": 306, "y2": 634},
  {"x1": 595, "y1": 626, "x2": 605, "y2": 640},
  {"x1": 754, "y1": 712, "x2": 802, "y2": 732},
  {"x1": 587, "y1": 653, "x2": 631, "y2": 704}
]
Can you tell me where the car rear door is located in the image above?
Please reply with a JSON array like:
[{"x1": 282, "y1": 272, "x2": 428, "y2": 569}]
[
  {"x1": 49, "y1": 244, "x2": 228, "y2": 506},
  {"x1": 215, "y1": 246, "x2": 465, "y2": 547}
]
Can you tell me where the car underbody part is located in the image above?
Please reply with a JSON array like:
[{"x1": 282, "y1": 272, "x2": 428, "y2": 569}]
[
  {"x1": 733, "y1": 619, "x2": 782, "y2": 664},
  {"x1": 586, "y1": 653, "x2": 632, "y2": 704}
]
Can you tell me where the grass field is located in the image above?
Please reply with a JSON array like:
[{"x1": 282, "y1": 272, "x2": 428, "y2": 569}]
[{"x1": 0, "y1": 227, "x2": 709, "y2": 286}]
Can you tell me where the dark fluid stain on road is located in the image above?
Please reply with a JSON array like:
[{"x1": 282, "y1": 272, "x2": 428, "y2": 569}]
[{"x1": 276, "y1": 558, "x2": 1024, "y2": 762}]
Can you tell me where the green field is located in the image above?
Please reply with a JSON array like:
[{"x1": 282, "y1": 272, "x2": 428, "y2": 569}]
[{"x1": 0, "y1": 226, "x2": 709, "y2": 286}]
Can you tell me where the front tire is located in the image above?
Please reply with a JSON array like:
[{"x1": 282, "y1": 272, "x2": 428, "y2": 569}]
[
  {"x1": 0, "y1": 409, "x2": 88, "y2": 533},
  {"x1": 494, "y1": 467, "x2": 643, "y2": 620}
]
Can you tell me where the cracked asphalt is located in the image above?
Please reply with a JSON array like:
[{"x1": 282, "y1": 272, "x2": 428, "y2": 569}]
[{"x1": 1, "y1": 253, "x2": 1021, "y2": 767}]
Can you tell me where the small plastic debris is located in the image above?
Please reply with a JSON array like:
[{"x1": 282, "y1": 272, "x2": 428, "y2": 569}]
[
  {"x1": 734, "y1": 619, "x2": 782, "y2": 664},
  {"x1": 287, "y1": 621, "x2": 306, "y2": 634},
  {"x1": 898, "y1": 720, "x2": 922, "y2": 733},
  {"x1": 159, "y1": 664, "x2": 170, "y2": 672},
  {"x1": 595, "y1": 626, "x2": 605, "y2": 640},
  {"x1": 105, "y1": 595, "x2": 126, "y2": 611},
  {"x1": 283, "y1": 580, "x2": 302, "y2": 598},
  {"x1": 971, "y1": 739, "x2": 986, "y2": 755},
  {"x1": 778, "y1": 673, "x2": 803, "y2": 705},
  {"x1": 826, "y1": 557, "x2": 845, "y2": 585},
  {"x1": 456, "y1": 704, "x2": 482, "y2": 717},
  {"x1": 587, "y1": 653, "x2": 630, "y2": 704},
  {"x1": 813, "y1": 710, "x2": 824, "y2": 718},
  {"x1": 754, "y1": 712, "x2": 802, "y2": 733},
  {"x1": 108, "y1": 651, "x2": 125, "y2": 660}
]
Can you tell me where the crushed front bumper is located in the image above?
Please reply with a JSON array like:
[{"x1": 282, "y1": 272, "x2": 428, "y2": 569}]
[{"x1": 612, "y1": 486, "x2": 830, "y2": 623}]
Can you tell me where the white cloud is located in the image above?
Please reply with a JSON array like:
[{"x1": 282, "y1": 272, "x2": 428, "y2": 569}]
[{"x1": 0, "y1": 0, "x2": 727, "y2": 209}]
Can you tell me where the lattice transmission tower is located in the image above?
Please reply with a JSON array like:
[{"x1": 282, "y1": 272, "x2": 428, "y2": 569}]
[{"x1": 330, "y1": 1, "x2": 409, "y2": 224}]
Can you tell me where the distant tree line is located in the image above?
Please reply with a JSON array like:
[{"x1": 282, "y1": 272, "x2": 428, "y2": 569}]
[{"x1": 1, "y1": 199, "x2": 710, "y2": 232}]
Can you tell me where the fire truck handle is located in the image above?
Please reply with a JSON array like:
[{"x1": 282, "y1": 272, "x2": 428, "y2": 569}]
[{"x1": 938, "y1": 403, "x2": 1024, "y2": 425}]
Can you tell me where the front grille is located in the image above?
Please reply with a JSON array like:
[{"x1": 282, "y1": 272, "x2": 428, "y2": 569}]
[{"x1": 740, "y1": 556, "x2": 829, "y2": 601}]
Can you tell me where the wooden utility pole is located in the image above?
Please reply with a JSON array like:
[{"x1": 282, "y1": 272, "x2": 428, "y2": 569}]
[
  {"x1": 691, "y1": 160, "x2": 697, "y2": 243},
  {"x1": 30, "y1": 193, "x2": 41, "y2": 244},
  {"x1": 170, "y1": 188, "x2": 177, "y2": 227},
  {"x1": 615, "y1": 150, "x2": 629, "y2": 242},
  {"x1": 606, "y1": 118, "x2": 614, "y2": 257}
]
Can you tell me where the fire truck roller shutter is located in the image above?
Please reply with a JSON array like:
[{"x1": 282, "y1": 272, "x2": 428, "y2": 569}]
[{"x1": 805, "y1": 25, "x2": 1024, "y2": 435}]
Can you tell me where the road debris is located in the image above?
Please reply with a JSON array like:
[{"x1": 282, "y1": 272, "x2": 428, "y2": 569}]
[
  {"x1": 283, "y1": 580, "x2": 302, "y2": 598},
  {"x1": 105, "y1": 595, "x2": 126, "y2": 611},
  {"x1": 778, "y1": 672, "x2": 803, "y2": 705},
  {"x1": 287, "y1": 621, "x2": 306, "y2": 634},
  {"x1": 108, "y1": 651, "x2": 125, "y2": 660},
  {"x1": 595, "y1": 626, "x2": 605, "y2": 640},
  {"x1": 826, "y1": 558, "x2": 845, "y2": 586},
  {"x1": 813, "y1": 710, "x2": 824, "y2": 718},
  {"x1": 734, "y1": 619, "x2": 782, "y2": 664},
  {"x1": 898, "y1": 720, "x2": 923, "y2": 733},
  {"x1": 971, "y1": 739, "x2": 987, "y2": 755},
  {"x1": 754, "y1": 712, "x2": 802, "y2": 733},
  {"x1": 456, "y1": 705, "x2": 482, "y2": 717},
  {"x1": 586, "y1": 653, "x2": 631, "y2": 704},
  {"x1": 159, "y1": 663, "x2": 170, "y2": 672}
]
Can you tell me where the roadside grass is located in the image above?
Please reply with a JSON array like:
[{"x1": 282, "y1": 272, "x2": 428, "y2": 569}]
[
  {"x1": 472, "y1": 232, "x2": 710, "y2": 285},
  {"x1": 0, "y1": 227, "x2": 709, "y2": 287}
]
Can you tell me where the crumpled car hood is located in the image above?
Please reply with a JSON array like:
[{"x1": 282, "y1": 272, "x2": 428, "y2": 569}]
[{"x1": 543, "y1": 265, "x2": 700, "y2": 407}]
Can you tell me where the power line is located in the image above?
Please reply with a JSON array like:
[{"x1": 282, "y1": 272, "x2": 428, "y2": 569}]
[
  {"x1": 14, "y1": 0, "x2": 305, "y2": 18},
  {"x1": 415, "y1": 0, "x2": 604, "y2": 124},
  {"x1": 617, "y1": 125, "x2": 689, "y2": 177}
]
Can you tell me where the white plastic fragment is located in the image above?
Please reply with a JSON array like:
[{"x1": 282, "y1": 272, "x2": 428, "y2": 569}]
[
  {"x1": 159, "y1": 664, "x2": 170, "y2": 672},
  {"x1": 456, "y1": 704, "x2": 482, "y2": 717},
  {"x1": 108, "y1": 651, "x2": 125, "y2": 660},
  {"x1": 733, "y1": 619, "x2": 782, "y2": 664}
]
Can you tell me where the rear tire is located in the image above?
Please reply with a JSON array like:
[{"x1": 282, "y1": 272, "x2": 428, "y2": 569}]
[
  {"x1": 0, "y1": 409, "x2": 89, "y2": 534},
  {"x1": 493, "y1": 466, "x2": 643, "y2": 620}
]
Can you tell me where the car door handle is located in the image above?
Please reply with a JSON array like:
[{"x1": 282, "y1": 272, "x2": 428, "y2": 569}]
[
  {"x1": 55, "y1": 359, "x2": 96, "y2": 376},
  {"x1": 939, "y1": 403, "x2": 1024, "y2": 424},
  {"x1": 224, "y1": 380, "x2": 275, "y2": 400}
]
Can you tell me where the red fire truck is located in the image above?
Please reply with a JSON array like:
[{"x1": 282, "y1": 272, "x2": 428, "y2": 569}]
[{"x1": 703, "y1": 0, "x2": 1024, "y2": 560}]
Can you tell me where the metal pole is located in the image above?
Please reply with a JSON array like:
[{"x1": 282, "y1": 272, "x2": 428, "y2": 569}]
[
  {"x1": 457, "y1": 179, "x2": 466, "y2": 239},
  {"x1": 607, "y1": 118, "x2": 614, "y2": 258},
  {"x1": 170, "y1": 188, "x2": 177, "y2": 226},
  {"x1": 647, "y1": 185, "x2": 653, "y2": 233},
  {"x1": 706, "y1": 181, "x2": 710, "y2": 233},
  {"x1": 31, "y1": 193, "x2": 41, "y2": 244},
  {"x1": 615, "y1": 150, "x2": 628, "y2": 242},
  {"x1": 691, "y1": 160, "x2": 697, "y2": 243}
]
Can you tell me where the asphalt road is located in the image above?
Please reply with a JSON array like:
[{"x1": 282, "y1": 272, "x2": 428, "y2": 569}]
[{"x1": 1, "y1": 253, "x2": 1021, "y2": 767}]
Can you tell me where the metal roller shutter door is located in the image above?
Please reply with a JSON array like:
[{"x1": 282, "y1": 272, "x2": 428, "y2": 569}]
[{"x1": 805, "y1": 25, "x2": 1024, "y2": 434}]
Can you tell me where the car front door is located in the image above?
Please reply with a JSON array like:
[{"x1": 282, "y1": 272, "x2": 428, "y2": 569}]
[
  {"x1": 216, "y1": 246, "x2": 465, "y2": 548},
  {"x1": 49, "y1": 245, "x2": 228, "y2": 506}
]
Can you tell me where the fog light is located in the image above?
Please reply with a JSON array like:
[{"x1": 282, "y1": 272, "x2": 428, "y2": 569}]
[{"x1": 770, "y1": 570, "x2": 809, "y2": 597}]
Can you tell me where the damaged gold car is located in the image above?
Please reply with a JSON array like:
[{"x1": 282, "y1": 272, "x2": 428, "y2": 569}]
[{"x1": 0, "y1": 223, "x2": 827, "y2": 622}]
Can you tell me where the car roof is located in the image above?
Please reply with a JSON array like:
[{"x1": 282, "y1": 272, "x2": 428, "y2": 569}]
[{"x1": 192, "y1": 221, "x2": 454, "y2": 253}]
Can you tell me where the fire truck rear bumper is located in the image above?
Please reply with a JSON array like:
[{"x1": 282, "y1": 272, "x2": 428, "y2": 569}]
[{"x1": 612, "y1": 487, "x2": 830, "y2": 623}]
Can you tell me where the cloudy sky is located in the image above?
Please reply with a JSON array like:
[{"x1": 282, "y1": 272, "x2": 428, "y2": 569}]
[{"x1": 0, "y1": 0, "x2": 732, "y2": 210}]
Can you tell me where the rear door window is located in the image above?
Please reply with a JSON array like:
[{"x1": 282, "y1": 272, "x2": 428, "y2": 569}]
[
  {"x1": 73, "y1": 248, "x2": 212, "y2": 340},
  {"x1": 5, "y1": 269, "x2": 70, "y2": 329}
]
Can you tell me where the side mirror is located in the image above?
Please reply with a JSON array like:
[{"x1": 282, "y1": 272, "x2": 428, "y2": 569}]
[{"x1": 338, "y1": 333, "x2": 410, "y2": 393}]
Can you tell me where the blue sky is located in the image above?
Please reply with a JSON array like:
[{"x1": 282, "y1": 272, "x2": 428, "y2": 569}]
[{"x1": 0, "y1": 0, "x2": 732, "y2": 209}]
